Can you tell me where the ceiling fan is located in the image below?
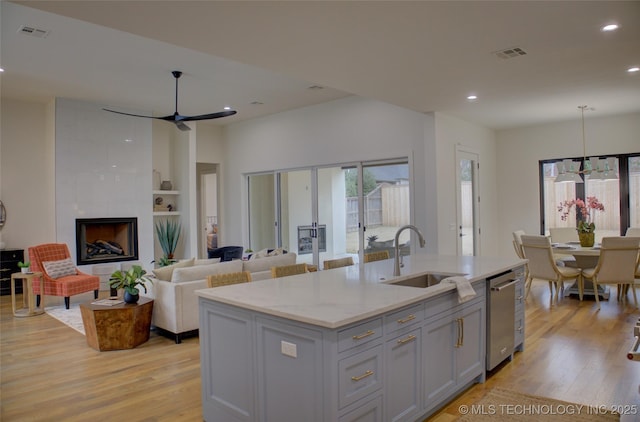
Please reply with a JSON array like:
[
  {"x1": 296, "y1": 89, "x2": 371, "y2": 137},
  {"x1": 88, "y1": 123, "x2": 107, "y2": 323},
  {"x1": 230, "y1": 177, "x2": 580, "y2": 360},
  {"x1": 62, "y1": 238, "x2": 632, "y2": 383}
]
[{"x1": 103, "y1": 71, "x2": 236, "y2": 131}]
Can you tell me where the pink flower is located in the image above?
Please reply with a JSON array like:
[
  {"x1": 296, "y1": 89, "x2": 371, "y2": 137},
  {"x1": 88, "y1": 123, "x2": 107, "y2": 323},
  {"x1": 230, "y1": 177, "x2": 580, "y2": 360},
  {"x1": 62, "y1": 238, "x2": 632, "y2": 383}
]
[{"x1": 557, "y1": 196, "x2": 605, "y2": 233}]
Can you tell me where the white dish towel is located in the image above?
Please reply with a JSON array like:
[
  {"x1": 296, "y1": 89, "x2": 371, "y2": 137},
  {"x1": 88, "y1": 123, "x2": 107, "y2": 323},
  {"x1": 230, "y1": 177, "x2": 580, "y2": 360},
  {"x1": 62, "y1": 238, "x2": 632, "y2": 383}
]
[{"x1": 444, "y1": 276, "x2": 476, "y2": 303}]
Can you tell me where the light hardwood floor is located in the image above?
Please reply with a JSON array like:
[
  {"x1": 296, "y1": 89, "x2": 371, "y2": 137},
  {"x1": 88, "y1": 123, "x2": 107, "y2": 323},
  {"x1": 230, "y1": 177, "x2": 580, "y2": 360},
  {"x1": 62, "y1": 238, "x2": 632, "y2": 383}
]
[{"x1": 1, "y1": 281, "x2": 639, "y2": 421}]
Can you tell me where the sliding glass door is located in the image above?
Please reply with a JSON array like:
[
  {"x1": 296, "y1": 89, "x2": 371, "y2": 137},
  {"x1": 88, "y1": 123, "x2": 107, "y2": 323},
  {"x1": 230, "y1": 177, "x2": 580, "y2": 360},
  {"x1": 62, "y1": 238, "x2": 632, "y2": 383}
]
[{"x1": 247, "y1": 158, "x2": 411, "y2": 268}]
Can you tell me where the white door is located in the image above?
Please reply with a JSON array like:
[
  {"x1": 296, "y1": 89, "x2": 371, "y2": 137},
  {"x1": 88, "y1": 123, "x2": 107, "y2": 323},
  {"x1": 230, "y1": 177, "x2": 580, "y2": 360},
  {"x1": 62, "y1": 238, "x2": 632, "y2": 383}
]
[{"x1": 455, "y1": 147, "x2": 480, "y2": 256}]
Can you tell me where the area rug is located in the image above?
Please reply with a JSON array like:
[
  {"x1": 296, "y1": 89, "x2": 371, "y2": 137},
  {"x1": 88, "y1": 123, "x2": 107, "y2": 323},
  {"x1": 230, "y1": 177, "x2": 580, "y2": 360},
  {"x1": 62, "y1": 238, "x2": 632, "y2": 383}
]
[
  {"x1": 45, "y1": 304, "x2": 85, "y2": 335},
  {"x1": 457, "y1": 388, "x2": 619, "y2": 421}
]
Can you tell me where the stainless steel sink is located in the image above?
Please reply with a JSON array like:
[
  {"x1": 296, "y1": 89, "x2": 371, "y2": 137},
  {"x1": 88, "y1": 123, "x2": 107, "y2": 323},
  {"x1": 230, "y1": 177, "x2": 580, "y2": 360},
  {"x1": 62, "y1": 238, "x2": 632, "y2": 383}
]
[{"x1": 389, "y1": 272, "x2": 464, "y2": 288}]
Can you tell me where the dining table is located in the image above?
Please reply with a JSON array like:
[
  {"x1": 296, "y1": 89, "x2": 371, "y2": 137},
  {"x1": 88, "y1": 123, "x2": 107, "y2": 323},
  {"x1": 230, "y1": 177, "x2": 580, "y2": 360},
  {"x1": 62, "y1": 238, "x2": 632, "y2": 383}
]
[{"x1": 551, "y1": 242, "x2": 610, "y2": 299}]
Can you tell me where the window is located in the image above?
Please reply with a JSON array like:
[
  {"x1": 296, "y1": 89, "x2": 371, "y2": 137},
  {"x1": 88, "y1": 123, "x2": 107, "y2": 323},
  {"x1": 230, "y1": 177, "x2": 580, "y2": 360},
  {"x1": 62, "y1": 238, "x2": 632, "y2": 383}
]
[{"x1": 539, "y1": 153, "x2": 640, "y2": 240}]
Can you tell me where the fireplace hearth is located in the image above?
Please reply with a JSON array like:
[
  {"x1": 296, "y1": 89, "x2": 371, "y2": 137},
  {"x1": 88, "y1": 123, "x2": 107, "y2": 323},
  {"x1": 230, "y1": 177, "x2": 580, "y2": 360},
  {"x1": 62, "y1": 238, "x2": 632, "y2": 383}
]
[{"x1": 76, "y1": 218, "x2": 138, "y2": 265}]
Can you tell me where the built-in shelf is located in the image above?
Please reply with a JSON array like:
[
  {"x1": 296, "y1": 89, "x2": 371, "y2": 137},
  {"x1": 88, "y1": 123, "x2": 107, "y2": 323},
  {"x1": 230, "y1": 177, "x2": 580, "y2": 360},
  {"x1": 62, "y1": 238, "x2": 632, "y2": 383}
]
[
  {"x1": 153, "y1": 190, "x2": 180, "y2": 215},
  {"x1": 153, "y1": 211, "x2": 181, "y2": 217}
]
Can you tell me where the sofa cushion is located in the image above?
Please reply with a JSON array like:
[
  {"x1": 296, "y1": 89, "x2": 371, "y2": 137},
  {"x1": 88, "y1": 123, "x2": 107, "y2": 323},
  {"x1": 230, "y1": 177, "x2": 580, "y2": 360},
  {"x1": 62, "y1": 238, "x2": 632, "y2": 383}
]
[
  {"x1": 42, "y1": 258, "x2": 77, "y2": 278},
  {"x1": 171, "y1": 260, "x2": 243, "y2": 283},
  {"x1": 194, "y1": 258, "x2": 221, "y2": 266},
  {"x1": 242, "y1": 253, "x2": 296, "y2": 273},
  {"x1": 152, "y1": 258, "x2": 195, "y2": 281}
]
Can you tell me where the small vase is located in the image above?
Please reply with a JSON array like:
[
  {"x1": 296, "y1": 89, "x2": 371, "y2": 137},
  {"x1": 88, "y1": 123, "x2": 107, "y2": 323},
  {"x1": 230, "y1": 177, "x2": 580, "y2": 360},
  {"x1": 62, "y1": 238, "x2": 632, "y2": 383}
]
[
  {"x1": 123, "y1": 290, "x2": 139, "y2": 304},
  {"x1": 21, "y1": 267, "x2": 30, "y2": 274},
  {"x1": 578, "y1": 231, "x2": 595, "y2": 247},
  {"x1": 160, "y1": 180, "x2": 172, "y2": 191}
]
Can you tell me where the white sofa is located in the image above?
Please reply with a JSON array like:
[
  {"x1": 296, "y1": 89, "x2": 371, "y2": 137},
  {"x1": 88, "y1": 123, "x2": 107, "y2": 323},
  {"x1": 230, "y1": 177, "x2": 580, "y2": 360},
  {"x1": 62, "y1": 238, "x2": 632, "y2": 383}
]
[{"x1": 141, "y1": 252, "x2": 297, "y2": 343}]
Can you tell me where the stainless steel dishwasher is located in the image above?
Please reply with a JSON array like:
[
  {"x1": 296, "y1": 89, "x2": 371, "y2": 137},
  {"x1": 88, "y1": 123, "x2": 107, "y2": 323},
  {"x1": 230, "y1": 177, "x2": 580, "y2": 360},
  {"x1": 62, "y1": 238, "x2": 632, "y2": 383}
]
[{"x1": 486, "y1": 270, "x2": 517, "y2": 371}]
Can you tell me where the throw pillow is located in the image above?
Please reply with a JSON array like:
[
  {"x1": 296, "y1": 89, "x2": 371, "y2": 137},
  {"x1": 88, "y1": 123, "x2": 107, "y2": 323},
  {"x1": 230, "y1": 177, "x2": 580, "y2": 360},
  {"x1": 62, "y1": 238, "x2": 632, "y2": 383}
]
[
  {"x1": 42, "y1": 258, "x2": 77, "y2": 278},
  {"x1": 152, "y1": 258, "x2": 195, "y2": 280}
]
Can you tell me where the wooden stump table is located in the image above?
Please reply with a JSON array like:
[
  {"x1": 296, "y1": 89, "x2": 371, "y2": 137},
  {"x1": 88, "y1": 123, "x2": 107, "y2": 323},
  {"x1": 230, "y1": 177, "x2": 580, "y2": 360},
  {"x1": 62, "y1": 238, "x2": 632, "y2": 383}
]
[{"x1": 80, "y1": 297, "x2": 153, "y2": 351}]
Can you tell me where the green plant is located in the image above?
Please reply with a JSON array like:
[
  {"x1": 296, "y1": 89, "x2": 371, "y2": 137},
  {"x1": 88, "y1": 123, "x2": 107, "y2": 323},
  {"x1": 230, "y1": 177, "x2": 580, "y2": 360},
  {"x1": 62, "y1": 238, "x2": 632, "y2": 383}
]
[
  {"x1": 155, "y1": 219, "x2": 181, "y2": 259},
  {"x1": 17, "y1": 261, "x2": 30, "y2": 268},
  {"x1": 109, "y1": 265, "x2": 152, "y2": 295}
]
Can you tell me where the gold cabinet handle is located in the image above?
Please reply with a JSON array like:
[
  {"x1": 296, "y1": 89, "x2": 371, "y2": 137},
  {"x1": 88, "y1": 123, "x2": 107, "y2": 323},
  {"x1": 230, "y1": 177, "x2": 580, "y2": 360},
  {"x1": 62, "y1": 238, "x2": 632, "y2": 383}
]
[
  {"x1": 396, "y1": 334, "x2": 416, "y2": 345},
  {"x1": 396, "y1": 314, "x2": 416, "y2": 324},
  {"x1": 352, "y1": 330, "x2": 375, "y2": 340},
  {"x1": 517, "y1": 325, "x2": 523, "y2": 332},
  {"x1": 351, "y1": 370, "x2": 374, "y2": 382},
  {"x1": 455, "y1": 318, "x2": 463, "y2": 348},
  {"x1": 460, "y1": 317, "x2": 464, "y2": 347}
]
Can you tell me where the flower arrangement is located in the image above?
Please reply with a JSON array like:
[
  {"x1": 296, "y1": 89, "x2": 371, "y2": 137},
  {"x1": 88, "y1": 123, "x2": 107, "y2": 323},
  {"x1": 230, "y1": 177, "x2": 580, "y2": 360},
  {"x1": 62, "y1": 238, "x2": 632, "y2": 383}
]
[{"x1": 557, "y1": 196, "x2": 605, "y2": 233}]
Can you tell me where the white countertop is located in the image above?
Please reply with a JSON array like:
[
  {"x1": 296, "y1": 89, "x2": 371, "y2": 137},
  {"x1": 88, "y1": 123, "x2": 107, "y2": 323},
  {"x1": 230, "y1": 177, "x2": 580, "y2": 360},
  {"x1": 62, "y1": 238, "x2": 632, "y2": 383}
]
[{"x1": 195, "y1": 254, "x2": 526, "y2": 329}]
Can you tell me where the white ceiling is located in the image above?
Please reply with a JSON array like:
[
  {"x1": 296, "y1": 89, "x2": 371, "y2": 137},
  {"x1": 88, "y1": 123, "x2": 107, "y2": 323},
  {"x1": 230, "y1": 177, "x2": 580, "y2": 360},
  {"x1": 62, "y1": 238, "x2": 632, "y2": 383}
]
[{"x1": 2, "y1": 1, "x2": 639, "y2": 130}]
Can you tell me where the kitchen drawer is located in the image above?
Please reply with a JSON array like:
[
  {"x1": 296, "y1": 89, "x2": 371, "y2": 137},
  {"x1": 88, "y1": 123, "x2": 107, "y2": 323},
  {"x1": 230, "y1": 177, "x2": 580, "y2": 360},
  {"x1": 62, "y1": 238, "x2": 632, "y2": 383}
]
[
  {"x1": 514, "y1": 310, "x2": 525, "y2": 348},
  {"x1": 515, "y1": 280, "x2": 525, "y2": 311},
  {"x1": 383, "y1": 302, "x2": 423, "y2": 334},
  {"x1": 338, "y1": 345, "x2": 383, "y2": 409},
  {"x1": 338, "y1": 318, "x2": 383, "y2": 353},
  {"x1": 339, "y1": 394, "x2": 383, "y2": 422}
]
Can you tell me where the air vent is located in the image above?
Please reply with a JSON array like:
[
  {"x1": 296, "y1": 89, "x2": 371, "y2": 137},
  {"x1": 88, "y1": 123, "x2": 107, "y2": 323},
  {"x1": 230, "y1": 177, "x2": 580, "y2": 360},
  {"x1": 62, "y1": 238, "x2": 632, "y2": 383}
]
[
  {"x1": 18, "y1": 25, "x2": 50, "y2": 38},
  {"x1": 494, "y1": 47, "x2": 527, "y2": 60}
]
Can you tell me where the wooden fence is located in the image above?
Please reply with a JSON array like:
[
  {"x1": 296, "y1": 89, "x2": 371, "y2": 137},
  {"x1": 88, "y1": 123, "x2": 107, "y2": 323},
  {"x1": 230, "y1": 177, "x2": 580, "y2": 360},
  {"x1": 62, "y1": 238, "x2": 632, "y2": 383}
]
[{"x1": 346, "y1": 184, "x2": 410, "y2": 232}]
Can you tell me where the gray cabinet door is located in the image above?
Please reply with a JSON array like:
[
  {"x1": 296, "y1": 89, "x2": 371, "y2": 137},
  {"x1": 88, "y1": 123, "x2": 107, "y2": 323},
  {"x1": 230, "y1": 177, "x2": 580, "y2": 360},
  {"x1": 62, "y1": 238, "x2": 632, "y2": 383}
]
[
  {"x1": 385, "y1": 327, "x2": 421, "y2": 422},
  {"x1": 455, "y1": 301, "x2": 484, "y2": 384},
  {"x1": 423, "y1": 312, "x2": 456, "y2": 409},
  {"x1": 200, "y1": 301, "x2": 254, "y2": 422},
  {"x1": 256, "y1": 317, "x2": 324, "y2": 422}
]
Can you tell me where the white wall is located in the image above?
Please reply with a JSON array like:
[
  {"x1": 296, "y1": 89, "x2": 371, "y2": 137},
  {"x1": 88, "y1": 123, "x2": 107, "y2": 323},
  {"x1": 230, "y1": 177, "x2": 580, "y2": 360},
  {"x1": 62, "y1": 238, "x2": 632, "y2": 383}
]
[
  {"x1": 496, "y1": 111, "x2": 640, "y2": 257},
  {"x1": 434, "y1": 112, "x2": 498, "y2": 256},
  {"x1": 223, "y1": 96, "x2": 438, "y2": 253},
  {"x1": 54, "y1": 98, "x2": 154, "y2": 269},
  {"x1": 0, "y1": 98, "x2": 56, "y2": 251}
]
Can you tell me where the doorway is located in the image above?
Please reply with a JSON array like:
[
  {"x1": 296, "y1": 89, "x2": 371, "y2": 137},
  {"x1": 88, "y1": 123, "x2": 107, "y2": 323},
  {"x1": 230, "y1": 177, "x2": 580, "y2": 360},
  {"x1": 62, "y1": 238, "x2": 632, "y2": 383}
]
[
  {"x1": 456, "y1": 147, "x2": 480, "y2": 256},
  {"x1": 197, "y1": 163, "x2": 218, "y2": 259}
]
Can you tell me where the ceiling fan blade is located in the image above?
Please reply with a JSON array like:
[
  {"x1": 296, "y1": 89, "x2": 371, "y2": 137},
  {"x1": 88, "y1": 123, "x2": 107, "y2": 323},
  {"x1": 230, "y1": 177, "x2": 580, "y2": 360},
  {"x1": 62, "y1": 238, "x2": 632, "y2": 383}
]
[
  {"x1": 102, "y1": 108, "x2": 157, "y2": 119},
  {"x1": 174, "y1": 121, "x2": 191, "y2": 131},
  {"x1": 179, "y1": 110, "x2": 237, "y2": 121}
]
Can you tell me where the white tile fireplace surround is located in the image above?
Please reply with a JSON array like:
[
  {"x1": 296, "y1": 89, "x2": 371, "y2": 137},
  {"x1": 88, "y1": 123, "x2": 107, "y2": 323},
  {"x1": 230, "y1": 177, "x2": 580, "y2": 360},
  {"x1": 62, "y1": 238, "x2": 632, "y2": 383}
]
[{"x1": 54, "y1": 98, "x2": 154, "y2": 272}]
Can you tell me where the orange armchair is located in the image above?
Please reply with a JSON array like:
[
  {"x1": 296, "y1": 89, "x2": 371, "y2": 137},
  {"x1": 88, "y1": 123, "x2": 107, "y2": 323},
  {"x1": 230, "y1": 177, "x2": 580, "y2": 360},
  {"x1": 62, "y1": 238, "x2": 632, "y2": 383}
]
[{"x1": 29, "y1": 243, "x2": 99, "y2": 309}]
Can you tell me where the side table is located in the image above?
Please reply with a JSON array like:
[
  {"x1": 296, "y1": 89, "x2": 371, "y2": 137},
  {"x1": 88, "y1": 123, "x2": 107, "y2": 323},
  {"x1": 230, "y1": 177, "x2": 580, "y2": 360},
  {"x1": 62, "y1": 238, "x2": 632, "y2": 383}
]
[
  {"x1": 11, "y1": 272, "x2": 45, "y2": 317},
  {"x1": 80, "y1": 297, "x2": 154, "y2": 351}
]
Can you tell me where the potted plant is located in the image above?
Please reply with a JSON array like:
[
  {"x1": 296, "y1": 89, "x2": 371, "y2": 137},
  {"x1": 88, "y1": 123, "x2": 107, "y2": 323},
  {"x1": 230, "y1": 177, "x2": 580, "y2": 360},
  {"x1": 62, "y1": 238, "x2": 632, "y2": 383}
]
[
  {"x1": 155, "y1": 219, "x2": 181, "y2": 261},
  {"x1": 109, "y1": 265, "x2": 152, "y2": 304},
  {"x1": 558, "y1": 196, "x2": 605, "y2": 247},
  {"x1": 17, "y1": 261, "x2": 31, "y2": 274}
]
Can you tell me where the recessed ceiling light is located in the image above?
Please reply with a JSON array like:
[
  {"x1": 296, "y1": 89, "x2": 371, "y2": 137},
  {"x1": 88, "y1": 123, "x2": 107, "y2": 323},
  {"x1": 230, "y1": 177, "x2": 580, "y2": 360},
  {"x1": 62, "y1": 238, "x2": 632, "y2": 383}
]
[
  {"x1": 467, "y1": 95, "x2": 478, "y2": 101},
  {"x1": 0, "y1": 68, "x2": 4, "y2": 72},
  {"x1": 250, "y1": 101, "x2": 264, "y2": 105},
  {"x1": 124, "y1": 139, "x2": 133, "y2": 143},
  {"x1": 601, "y1": 24, "x2": 619, "y2": 32},
  {"x1": 627, "y1": 67, "x2": 639, "y2": 73},
  {"x1": 223, "y1": 106, "x2": 231, "y2": 110}
]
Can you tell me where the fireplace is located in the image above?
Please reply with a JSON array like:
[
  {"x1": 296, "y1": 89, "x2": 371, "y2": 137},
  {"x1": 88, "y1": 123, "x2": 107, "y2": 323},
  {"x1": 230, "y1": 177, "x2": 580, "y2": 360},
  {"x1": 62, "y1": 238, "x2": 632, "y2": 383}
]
[{"x1": 76, "y1": 218, "x2": 138, "y2": 265}]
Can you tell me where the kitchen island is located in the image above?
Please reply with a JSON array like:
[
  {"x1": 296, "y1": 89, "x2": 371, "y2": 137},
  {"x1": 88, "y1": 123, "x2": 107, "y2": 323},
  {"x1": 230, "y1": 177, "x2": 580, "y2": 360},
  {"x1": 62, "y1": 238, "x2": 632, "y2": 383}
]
[{"x1": 196, "y1": 254, "x2": 526, "y2": 422}]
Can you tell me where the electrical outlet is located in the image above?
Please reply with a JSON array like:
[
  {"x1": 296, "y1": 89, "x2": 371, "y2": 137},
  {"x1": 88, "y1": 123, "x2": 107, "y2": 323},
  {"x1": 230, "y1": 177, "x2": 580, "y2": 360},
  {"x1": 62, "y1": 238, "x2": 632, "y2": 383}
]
[{"x1": 281, "y1": 340, "x2": 297, "y2": 358}]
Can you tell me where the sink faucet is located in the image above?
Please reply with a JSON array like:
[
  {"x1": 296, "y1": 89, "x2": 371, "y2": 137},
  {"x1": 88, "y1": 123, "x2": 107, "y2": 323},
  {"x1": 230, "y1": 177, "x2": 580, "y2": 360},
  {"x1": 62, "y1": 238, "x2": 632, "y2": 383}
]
[{"x1": 393, "y1": 225, "x2": 426, "y2": 276}]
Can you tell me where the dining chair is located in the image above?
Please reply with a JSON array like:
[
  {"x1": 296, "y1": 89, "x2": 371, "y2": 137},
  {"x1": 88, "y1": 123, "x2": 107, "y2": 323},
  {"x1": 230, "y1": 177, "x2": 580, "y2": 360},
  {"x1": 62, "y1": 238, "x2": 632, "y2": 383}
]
[
  {"x1": 207, "y1": 271, "x2": 252, "y2": 288},
  {"x1": 511, "y1": 230, "x2": 532, "y2": 297},
  {"x1": 271, "y1": 263, "x2": 308, "y2": 278},
  {"x1": 548, "y1": 227, "x2": 578, "y2": 267},
  {"x1": 582, "y1": 237, "x2": 640, "y2": 310},
  {"x1": 520, "y1": 235, "x2": 583, "y2": 304},
  {"x1": 627, "y1": 228, "x2": 640, "y2": 282},
  {"x1": 323, "y1": 257, "x2": 354, "y2": 270},
  {"x1": 364, "y1": 250, "x2": 390, "y2": 263}
]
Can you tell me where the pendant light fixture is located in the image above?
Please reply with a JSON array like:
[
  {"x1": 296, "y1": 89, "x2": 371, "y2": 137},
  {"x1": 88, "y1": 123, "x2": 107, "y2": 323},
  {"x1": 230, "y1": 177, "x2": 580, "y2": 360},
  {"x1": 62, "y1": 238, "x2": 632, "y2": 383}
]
[{"x1": 555, "y1": 105, "x2": 618, "y2": 184}]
